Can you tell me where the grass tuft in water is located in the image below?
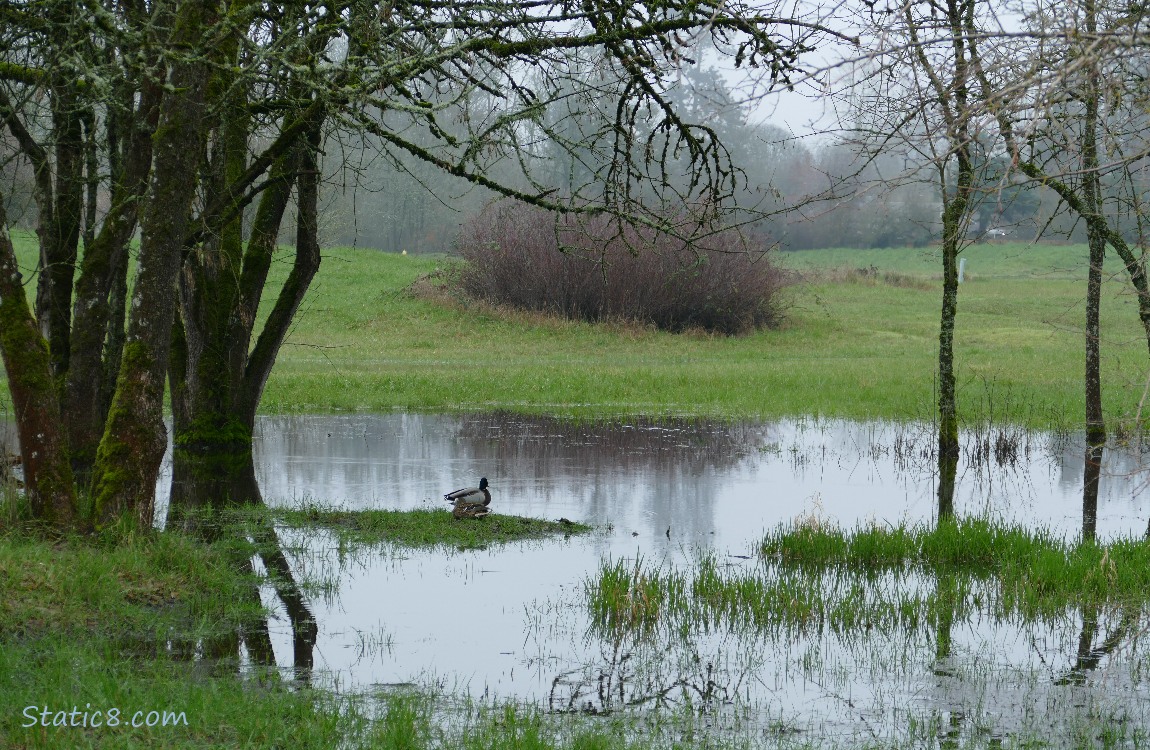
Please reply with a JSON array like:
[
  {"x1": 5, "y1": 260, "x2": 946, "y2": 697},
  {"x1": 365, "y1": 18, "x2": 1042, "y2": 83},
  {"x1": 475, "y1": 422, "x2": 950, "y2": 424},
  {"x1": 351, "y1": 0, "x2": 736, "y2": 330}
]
[
  {"x1": 760, "y1": 518, "x2": 1150, "y2": 606},
  {"x1": 587, "y1": 521, "x2": 1150, "y2": 639},
  {"x1": 275, "y1": 505, "x2": 591, "y2": 550}
]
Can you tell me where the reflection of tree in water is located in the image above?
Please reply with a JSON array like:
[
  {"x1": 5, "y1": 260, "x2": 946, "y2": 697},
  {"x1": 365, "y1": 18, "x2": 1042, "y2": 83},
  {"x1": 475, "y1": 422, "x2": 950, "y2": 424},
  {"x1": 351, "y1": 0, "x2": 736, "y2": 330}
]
[
  {"x1": 924, "y1": 603, "x2": 1149, "y2": 742},
  {"x1": 455, "y1": 412, "x2": 773, "y2": 541},
  {"x1": 1054, "y1": 605, "x2": 1142, "y2": 686},
  {"x1": 1054, "y1": 434, "x2": 1150, "y2": 494},
  {"x1": 567, "y1": 553, "x2": 1150, "y2": 739},
  {"x1": 547, "y1": 628, "x2": 764, "y2": 716},
  {"x1": 167, "y1": 451, "x2": 318, "y2": 682}
]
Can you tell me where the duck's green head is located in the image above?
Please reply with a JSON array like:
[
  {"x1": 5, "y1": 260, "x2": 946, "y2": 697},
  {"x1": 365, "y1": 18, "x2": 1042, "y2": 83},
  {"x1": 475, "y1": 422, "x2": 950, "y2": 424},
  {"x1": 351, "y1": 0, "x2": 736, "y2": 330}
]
[{"x1": 479, "y1": 477, "x2": 489, "y2": 489}]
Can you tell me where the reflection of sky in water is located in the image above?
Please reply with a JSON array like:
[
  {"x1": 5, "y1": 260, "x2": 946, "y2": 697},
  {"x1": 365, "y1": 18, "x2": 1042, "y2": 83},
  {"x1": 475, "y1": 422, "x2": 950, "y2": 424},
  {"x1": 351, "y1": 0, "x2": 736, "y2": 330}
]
[{"x1": 169, "y1": 414, "x2": 1150, "y2": 742}]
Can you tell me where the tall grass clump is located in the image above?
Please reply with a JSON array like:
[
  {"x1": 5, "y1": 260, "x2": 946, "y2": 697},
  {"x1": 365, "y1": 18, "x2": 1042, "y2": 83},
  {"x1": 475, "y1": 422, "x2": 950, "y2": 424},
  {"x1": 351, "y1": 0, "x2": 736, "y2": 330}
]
[
  {"x1": 761, "y1": 519, "x2": 1150, "y2": 609},
  {"x1": 455, "y1": 201, "x2": 791, "y2": 335}
]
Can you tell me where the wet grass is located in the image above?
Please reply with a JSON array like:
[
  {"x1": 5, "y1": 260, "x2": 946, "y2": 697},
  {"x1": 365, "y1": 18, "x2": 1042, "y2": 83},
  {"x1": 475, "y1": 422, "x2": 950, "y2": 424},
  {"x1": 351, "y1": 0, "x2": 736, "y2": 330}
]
[
  {"x1": 0, "y1": 525, "x2": 362, "y2": 748},
  {"x1": 3, "y1": 515, "x2": 1143, "y2": 750},
  {"x1": 0, "y1": 519, "x2": 782, "y2": 750},
  {"x1": 274, "y1": 504, "x2": 591, "y2": 549},
  {"x1": 587, "y1": 521, "x2": 1150, "y2": 637},
  {"x1": 0, "y1": 526, "x2": 637, "y2": 750},
  {"x1": 0, "y1": 527, "x2": 260, "y2": 640}
]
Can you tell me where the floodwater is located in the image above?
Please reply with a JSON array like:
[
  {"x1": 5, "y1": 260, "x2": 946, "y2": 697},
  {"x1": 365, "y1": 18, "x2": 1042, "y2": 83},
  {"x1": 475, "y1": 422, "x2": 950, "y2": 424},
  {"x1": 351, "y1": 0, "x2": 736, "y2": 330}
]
[{"x1": 166, "y1": 414, "x2": 1150, "y2": 744}]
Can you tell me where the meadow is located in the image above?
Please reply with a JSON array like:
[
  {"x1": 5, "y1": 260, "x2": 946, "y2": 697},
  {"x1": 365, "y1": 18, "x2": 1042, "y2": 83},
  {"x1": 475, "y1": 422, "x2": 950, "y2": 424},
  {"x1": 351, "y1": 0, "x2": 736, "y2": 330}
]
[
  {"x1": 5, "y1": 229, "x2": 1143, "y2": 427},
  {"x1": 259, "y1": 238, "x2": 1148, "y2": 428},
  {"x1": 4, "y1": 231, "x2": 1150, "y2": 749}
]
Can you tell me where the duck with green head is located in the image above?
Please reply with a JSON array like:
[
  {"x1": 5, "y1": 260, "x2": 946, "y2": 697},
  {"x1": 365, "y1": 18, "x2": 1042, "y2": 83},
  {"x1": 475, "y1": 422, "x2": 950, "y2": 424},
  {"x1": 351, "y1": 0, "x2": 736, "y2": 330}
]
[{"x1": 445, "y1": 477, "x2": 491, "y2": 519}]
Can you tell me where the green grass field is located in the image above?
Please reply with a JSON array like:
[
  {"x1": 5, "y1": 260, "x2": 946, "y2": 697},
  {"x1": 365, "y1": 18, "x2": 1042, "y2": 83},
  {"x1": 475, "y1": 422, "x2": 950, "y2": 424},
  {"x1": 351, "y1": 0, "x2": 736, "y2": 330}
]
[
  {"x1": 261, "y1": 238, "x2": 1148, "y2": 427},
  {"x1": 7, "y1": 230, "x2": 1148, "y2": 427}
]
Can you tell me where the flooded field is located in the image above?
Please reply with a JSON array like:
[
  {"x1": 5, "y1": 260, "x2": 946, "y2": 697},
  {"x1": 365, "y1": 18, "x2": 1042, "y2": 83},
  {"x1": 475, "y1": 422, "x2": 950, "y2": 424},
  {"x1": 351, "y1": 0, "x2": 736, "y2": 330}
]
[{"x1": 166, "y1": 414, "x2": 1150, "y2": 746}]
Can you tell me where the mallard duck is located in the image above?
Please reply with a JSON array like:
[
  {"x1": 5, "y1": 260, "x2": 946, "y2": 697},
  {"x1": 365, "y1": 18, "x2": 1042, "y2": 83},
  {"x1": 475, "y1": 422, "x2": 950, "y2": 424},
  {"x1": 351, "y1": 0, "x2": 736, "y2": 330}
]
[{"x1": 445, "y1": 477, "x2": 491, "y2": 519}]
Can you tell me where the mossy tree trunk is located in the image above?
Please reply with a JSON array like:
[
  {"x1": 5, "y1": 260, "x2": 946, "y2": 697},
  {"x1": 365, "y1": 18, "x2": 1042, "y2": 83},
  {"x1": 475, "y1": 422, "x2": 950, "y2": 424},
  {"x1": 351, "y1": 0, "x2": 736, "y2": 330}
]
[
  {"x1": 0, "y1": 91, "x2": 82, "y2": 397},
  {"x1": 903, "y1": 0, "x2": 977, "y2": 518},
  {"x1": 39, "y1": 90, "x2": 84, "y2": 388},
  {"x1": 170, "y1": 50, "x2": 255, "y2": 450},
  {"x1": 937, "y1": 172, "x2": 968, "y2": 463},
  {"x1": 171, "y1": 111, "x2": 323, "y2": 454},
  {"x1": 64, "y1": 80, "x2": 162, "y2": 475},
  {"x1": 168, "y1": 2, "x2": 329, "y2": 456},
  {"x1": 936, "y1": 148, "x2": 972, "y2": 520},
  {"x1": 90, "y1": 0, "x2": 216, "y2": 530},
  {"x1": 1082, "y1": 0, "x2": 1107, "y2": 449},
  {"x1": 0, "y1": 199, "x2": 76, "y2": 529}
]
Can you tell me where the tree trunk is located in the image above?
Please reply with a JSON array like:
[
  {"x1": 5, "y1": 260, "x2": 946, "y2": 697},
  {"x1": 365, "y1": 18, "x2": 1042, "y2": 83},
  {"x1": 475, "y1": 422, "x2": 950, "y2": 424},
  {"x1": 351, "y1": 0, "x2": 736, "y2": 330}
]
[
  {"x1": 65, "y1": 82, "x2": 161, "y2": 473},
  {"x1": 40, "y1": 92, "x2": 84, "y2": 389},
  {"x1": 172, "y1": 152, "x2": 296, "y2": 449},
  {"x1": 171, "y1": 80, "x2": 252, "y2": 450},
  {"x1": 0, "y1": 199, "x2": 76, "y2": 529},
  {"x1": 172, "y1": 113, "x2": 322, "y2": 452},
  {"x1": 238, "y1": 123, "x2": 323, "y2": 425},
  {"x1": 937, "y1": 145, "x2": 972, "y2": 463},
  {"x1": 1084, "y1": 233, "x2": 1105, "y2": 444},
  {"x1": 1082, "y1": 0, "x2": 1107, "y2": 447},
  {"x1": 90, "y1": 0, "x2": 214, "y2": 530},
  {"x1": 937, "y1": 219, "x2": 961, "y2": 459}
]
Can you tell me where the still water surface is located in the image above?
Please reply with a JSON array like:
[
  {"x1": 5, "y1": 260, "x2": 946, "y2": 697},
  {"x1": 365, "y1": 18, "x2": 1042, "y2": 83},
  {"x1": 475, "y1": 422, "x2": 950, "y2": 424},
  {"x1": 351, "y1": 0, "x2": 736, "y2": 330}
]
[{"x1": 169, "y1": 414, "x2": 1150, "y2": 741}]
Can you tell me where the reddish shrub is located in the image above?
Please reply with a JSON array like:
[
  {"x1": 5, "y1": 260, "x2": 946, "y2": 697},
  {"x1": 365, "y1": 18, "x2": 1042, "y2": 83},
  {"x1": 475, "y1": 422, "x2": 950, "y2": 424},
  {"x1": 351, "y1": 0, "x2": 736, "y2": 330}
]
[{"x1": 454, "y1": 202, "x2": 790, "y2": 335}]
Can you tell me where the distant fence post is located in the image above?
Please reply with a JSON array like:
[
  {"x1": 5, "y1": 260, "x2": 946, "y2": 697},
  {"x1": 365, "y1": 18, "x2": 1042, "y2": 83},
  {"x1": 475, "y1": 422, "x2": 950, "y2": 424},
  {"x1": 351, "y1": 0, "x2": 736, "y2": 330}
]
[{"x1": 958, "y1": 258, "x2": 966, "y2": 283}]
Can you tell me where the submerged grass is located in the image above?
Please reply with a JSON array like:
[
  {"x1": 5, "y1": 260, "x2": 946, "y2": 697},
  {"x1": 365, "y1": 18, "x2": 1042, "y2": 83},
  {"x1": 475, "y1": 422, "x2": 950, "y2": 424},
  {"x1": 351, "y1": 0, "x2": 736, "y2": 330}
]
[
  {"x1": 274, "y1": 505, "x2": 591, "y2": 549},
  {"x1": 587, "y1": 521, "x2": 1150, "y2": 639}
]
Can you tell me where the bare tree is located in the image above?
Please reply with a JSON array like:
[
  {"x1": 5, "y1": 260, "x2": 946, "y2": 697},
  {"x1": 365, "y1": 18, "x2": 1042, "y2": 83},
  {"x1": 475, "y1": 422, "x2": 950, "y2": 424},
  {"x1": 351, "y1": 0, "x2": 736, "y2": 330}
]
[
  {"x1": 841, "y1": 0, "x2": 994, "y2": 515},
  {"x1": 0, "y1": 0, "x2": 843, "y2": 530}
]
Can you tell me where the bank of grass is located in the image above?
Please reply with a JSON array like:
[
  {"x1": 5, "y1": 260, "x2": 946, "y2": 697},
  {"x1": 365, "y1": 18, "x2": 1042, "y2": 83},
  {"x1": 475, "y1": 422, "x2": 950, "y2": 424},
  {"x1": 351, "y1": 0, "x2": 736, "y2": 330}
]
[
  {"x1": 274, "y1": 504, "x2": 591, "y2": 549},
  {"x1": 587, "y1": 520, "x2": 1150, "y2": 637},
  {"x1": 0, "y1": 526, "x2": 358, "y2": 748},
  {"x1": 4, "y1": 230, "x2": 1147, "y2": 426}
]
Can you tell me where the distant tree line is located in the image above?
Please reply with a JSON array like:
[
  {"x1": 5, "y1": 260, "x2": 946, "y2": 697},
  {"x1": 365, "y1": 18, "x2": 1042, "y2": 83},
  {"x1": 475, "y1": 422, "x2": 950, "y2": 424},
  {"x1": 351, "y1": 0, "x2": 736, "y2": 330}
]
[{"x1": 302, "y1": 50, "x2": 1150, "y2": 254}]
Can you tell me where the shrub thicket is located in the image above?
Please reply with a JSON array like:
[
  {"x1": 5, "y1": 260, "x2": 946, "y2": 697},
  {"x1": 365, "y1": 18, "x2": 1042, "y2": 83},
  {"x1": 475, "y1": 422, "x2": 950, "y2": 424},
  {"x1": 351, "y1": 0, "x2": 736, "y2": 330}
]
[{"x1": 455, "y1": 202, "x2": 790, "y2": 335}]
